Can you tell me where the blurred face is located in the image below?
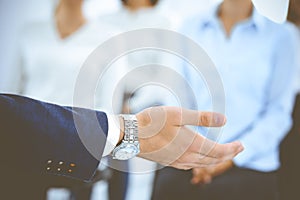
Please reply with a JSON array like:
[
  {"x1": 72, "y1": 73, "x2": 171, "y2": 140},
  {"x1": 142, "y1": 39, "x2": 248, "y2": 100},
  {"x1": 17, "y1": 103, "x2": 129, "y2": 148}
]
[
  {"x1": 222, "y1": 0, "x2": 253, "y2": 12},
  {"x1": 221, "y1": 0, "x2": 253, "y2": 14},
  {"x1": 122, "y1": 0, "x2": 154, "y2": 10},
  {"x1": 223, "y1": 0, "x2": 252, "y2": 3},
  {"x1": 60, "y1": 0, "x2": 83, "y2": 6}
]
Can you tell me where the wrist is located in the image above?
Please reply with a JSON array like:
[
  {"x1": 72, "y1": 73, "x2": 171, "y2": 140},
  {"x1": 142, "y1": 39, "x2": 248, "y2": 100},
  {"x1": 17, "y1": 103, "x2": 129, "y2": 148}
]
[{"x1": 112, "y1": 114, "x2": 140, "y2": 160}]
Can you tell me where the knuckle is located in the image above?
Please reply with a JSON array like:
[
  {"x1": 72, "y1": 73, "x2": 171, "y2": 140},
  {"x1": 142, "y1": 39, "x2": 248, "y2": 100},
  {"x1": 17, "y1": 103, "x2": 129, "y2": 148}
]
[{"x1": 200, "y1": 114, "x2": 210, "y2": 126}]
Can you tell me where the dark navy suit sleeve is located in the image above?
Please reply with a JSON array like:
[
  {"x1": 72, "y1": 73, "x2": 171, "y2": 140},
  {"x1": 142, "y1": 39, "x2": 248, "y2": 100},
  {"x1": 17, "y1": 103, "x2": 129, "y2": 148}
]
[{"x1": 0, "y1": 94, "x2": 109, "y2": 182}]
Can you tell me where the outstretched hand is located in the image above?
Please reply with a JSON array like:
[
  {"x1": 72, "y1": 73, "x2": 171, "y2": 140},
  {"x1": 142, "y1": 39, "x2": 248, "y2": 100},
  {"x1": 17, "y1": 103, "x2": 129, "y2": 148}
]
[{"x1": 135, "y1": 106, "x2": 243, "y2": 170}]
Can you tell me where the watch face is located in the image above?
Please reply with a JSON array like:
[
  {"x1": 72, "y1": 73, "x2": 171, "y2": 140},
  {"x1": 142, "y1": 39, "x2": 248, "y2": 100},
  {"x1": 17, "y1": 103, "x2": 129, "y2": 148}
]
[{"x1": 113, "y1": 143, "x2": 140, "y2": 160}]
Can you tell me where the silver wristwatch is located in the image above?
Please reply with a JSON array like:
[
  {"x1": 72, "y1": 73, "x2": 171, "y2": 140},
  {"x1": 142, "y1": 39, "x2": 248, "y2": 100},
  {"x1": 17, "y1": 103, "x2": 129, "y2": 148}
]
[{"x1": 112, "y1": 115, "x2": 140, "y2": 160}]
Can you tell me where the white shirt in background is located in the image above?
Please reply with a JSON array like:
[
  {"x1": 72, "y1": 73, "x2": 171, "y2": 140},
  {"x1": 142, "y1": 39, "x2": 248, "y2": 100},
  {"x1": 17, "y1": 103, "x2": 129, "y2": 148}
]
[
  {"x1": 100, "y1": 6, "x2": 175, "y2": 200},
  {"x1": 16, "y1": 17, "x2": 123, "y2": 108},
  {"x1": 12, "y1": 16, "x2": 127, "y2": 200}
]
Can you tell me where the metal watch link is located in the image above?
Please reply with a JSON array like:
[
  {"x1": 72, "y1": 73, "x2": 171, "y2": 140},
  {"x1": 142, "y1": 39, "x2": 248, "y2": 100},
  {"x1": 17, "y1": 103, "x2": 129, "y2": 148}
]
[{"x1": 112, "y1": 114, "x2": 140, "y2": 160}]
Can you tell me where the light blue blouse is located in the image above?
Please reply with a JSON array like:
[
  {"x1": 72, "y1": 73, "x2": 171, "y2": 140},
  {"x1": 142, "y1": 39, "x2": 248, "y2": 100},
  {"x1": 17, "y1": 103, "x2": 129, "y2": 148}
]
[{"x1": 178, "y1": 5, "x2": 300, "y2": 172}]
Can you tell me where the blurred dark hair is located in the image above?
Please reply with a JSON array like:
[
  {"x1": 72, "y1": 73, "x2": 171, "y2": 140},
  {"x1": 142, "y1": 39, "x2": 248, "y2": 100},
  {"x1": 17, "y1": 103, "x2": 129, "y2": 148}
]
[
  {"x1": 121, "y1": 0, "x2": 159, "y2": 6},
  {"x1": 287, "y1": 0, "x2": 300, "y2": 25}
]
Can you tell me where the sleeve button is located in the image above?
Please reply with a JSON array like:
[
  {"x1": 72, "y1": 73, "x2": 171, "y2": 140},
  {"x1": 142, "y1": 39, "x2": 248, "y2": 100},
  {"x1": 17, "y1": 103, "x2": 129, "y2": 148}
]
[{"x1": 70, "y1": 163, "x2": 76, "y2": 167}]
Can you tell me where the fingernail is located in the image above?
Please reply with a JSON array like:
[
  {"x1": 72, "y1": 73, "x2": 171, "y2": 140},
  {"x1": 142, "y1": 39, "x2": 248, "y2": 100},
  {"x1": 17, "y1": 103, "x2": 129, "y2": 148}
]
[{"x1": 214, "y1": 114, "x2": 226, "y2": 125}]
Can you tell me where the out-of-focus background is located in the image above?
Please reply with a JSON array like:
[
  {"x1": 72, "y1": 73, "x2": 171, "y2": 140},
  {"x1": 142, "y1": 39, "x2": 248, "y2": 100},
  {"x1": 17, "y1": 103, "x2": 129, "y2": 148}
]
[
  {"x1": 0, "y1": 0, "x2": 220, "y2": 89},
  {"x1": 0, "y1": 0, "x2": 300, "y2": 200}
]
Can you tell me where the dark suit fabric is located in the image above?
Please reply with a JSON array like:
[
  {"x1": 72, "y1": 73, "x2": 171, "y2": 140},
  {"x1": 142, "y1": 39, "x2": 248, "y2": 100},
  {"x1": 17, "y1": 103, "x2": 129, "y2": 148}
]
[
  {"x1": 0, "y1": 94, "x2": 109, "y2": 199},
  {"x1": 152, "y1": 166, "x2": 278, "y2": 200},
  {"x1": 279, "y1": 94, "x2": 300, "y2": 200}
]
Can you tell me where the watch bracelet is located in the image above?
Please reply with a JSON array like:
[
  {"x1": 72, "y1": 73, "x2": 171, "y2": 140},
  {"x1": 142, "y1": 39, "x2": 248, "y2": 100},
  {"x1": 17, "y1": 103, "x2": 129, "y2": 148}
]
[{"x1": 120, "y1": 114, "x2": 138, "y2": 143}]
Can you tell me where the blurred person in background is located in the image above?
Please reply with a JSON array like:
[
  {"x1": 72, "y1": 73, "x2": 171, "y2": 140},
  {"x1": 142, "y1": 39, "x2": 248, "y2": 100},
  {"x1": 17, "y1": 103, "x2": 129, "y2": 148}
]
[
  {"x1": 101, "y1": 0, "x2": 172, "y2": 31},
  {"x1": 157, "y1": 0, "x2": 220, "y2": 28},
  {"x1": 0, "y1": 0, "x2": 120, "y2": 94},
  {"x1": 101, "y1": 0, "x2": 174, "y2": 110},
  {"x1": 100, "y1": 1, "x2": 176, "y2": 200},
  {"x1": 280, "y1": 0, "x2": 300, "y2": 199},
  {"x1": 10, "y1": 0, "x2": 127, "y2": 199},
  {"x1": 152, "y1": 0, "x2": 300, "y2": 199}
]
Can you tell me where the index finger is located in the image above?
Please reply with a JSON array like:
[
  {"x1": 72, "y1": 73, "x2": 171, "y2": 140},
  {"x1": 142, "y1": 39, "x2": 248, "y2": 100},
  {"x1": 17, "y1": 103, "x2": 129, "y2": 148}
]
[{"x1": 179, "y1": 109, "x2": 226, "y2": 127}]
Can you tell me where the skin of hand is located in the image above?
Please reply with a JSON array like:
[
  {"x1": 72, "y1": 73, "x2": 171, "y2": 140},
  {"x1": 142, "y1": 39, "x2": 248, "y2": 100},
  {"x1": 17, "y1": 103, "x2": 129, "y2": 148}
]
[
  {"x1": 118, "y1": 106, "x2": 243, "y2": 170},
  {"x1": 190, "y1": 160, "x2": 234, "y2": 185}
]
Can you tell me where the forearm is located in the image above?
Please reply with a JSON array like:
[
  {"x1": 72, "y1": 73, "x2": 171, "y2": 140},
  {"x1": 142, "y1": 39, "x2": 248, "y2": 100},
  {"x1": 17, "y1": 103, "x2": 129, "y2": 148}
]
[{"x1": 0, "y1": 94, "x2": 108, "y2": 181}]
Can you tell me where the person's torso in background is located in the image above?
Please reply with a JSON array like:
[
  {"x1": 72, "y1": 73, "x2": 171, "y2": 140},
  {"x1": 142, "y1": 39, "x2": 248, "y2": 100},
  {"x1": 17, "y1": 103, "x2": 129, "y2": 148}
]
[
  {"x1": 99, "y1": 7, "x2": 176, "y2": 113},
  {"x1": 18, "y1": 17, "x2": 125, "y2": 112},
  {"x1": 180, "y1": 7, "x2": 299, "y2": 143}
]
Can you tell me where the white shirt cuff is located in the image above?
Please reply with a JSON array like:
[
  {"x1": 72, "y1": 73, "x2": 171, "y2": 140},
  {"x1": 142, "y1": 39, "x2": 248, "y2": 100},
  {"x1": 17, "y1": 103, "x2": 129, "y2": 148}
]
[{"x1": 102, "y1": 115, "x2": 121, "y2": 157}]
